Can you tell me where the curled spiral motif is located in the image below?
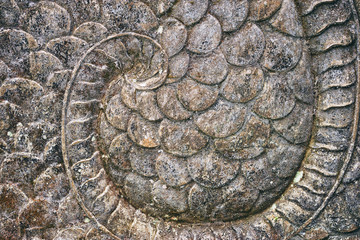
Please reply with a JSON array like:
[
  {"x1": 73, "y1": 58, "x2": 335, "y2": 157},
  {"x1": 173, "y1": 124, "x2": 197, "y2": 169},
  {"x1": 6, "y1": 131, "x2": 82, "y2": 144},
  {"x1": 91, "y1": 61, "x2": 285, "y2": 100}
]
[
  {"x1": 1, "y1": 0, "x2": 359, "y2": 238},
  {"x1": 58, "y1": 0, "x2": 359, "y2": 236},
  {"x1": 87, "y1": 0, "x2": 314, "y2": 222}
]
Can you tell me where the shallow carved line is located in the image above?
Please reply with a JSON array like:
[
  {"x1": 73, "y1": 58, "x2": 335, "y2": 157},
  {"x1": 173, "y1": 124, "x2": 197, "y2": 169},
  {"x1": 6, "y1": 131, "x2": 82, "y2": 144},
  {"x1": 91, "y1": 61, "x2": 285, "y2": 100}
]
[
  {"x1": 286, "y1": 187, "x2": 324, "y2": 211},
  {"x1": 295, "y1": 181, "x2": 330, "y2": 195},
  {"x1": 82, "y1": 62, "x2": 108, "y2": 71},
  {"x1": 319, "y1": 97, "x2": 355, "y2": 111},
  {"x1": 80, "y1": 169, "x2": 105, "y2": 189},
  {"x1": 317, "y1": 64, "x2": 356, "y2": 93},
  {"x1": 77, "y1": 81, "x2": 104, "y2": 86},
  {"x1": 316, "y1": 108, "x2": 354, "y2": 128},
  {"x1": 297, "y1": 0, "x2": 337, "y2": 16},
  {"x1": 313, "y1": 45, "x2": 357, "y2": 74},
  {"x1": 92, "y1": 185, "x2": 111, "y2": 208},
  {"x1": 302, "y1": 0, "x2": 352, "y2": 37},
  {"x1": 70, "y1": 99, "x2": 101, "y2": 106},
  {"x1": 303, "y1": 164, "x2": 339, "y2": 177},
  {"x1": 68, "y1": 132, "x2": 95, "y2": 148},
  {"x1": 71, "y1": 151, "x2": 100, "y2": 169},
  {"x1": 276, "y1": 201, "x2": 312, "y2": 226},
  {"x1": 67, "y1": 116, "x2": 97, "y2": 126},
  {"x1": 311, "y1": 126, "x2": 350, "y2": 151},
  {"x1": 309, "y1": 22, "x2": 355, "y2": 54},
  {"x1": 311, "y1": 143, "x2": 347, "y2": 151}
]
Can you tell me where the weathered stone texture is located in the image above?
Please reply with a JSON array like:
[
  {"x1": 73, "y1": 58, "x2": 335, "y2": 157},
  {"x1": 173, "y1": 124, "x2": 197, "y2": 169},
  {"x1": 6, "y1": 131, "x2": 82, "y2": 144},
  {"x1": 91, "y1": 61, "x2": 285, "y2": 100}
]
[{"x1": 0, "y1": 0, "x2": 359, "y2": 239}]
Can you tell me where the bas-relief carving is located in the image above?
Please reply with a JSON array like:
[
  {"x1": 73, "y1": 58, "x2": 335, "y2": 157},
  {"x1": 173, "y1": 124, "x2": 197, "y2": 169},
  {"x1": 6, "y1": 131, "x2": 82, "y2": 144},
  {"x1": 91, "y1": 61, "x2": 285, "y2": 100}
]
[{"x1": 0, "y1": 0, "x2": 359, "y2": 239}]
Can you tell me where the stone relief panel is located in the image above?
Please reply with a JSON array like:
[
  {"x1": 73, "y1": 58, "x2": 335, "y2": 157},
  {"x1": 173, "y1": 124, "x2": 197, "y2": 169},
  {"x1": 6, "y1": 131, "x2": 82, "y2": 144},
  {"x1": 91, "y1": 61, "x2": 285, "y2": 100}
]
[{"x1": 0, "y1": 0, "x2": 359, "y2": 239}]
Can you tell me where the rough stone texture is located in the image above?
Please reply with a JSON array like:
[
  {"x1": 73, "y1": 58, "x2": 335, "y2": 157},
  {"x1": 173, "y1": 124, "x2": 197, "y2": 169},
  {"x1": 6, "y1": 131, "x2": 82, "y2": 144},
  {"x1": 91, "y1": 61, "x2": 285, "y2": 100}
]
[{"x1": 0, "y1": 0, "x2": 360, "y2": 239}]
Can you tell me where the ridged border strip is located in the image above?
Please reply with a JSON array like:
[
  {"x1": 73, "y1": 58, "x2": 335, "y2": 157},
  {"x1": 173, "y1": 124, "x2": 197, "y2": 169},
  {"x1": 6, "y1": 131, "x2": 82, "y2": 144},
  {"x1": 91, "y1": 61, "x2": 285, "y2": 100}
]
[
  {"x1": 285, "y1": 0, "x2": 360, "y2": 238},
  {"x1": 61, "y1": 33, "x2": 168, "y2": 240}
]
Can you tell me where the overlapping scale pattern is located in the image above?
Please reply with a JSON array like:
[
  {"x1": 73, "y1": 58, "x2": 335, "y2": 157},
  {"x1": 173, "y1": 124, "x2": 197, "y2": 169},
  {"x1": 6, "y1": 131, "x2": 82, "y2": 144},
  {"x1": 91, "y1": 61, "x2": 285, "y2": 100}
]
[
  {"x1": 1, "y1": 0, "x2": 358, "y2": 238},
  {"x1": 78, "y1": 0, "x2": 314, "y2": 222}
]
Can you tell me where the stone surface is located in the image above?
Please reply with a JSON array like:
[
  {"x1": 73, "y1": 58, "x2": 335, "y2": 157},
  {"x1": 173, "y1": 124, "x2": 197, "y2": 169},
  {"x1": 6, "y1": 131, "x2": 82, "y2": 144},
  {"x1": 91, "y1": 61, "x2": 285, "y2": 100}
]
[
  {"x1": 0, "y1": 0, "x2": 360, "y2": 239},
  {"x1": 220, "y1": 22, "x2": 265, "y2": 66}
]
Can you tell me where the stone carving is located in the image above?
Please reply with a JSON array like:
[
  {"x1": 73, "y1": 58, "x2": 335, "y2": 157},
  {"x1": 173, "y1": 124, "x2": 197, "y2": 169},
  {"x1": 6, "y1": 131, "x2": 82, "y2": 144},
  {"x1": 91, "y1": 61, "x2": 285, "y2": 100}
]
[{"x1": 0, "y1": 0, "x2": 360, "y2": 239}]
